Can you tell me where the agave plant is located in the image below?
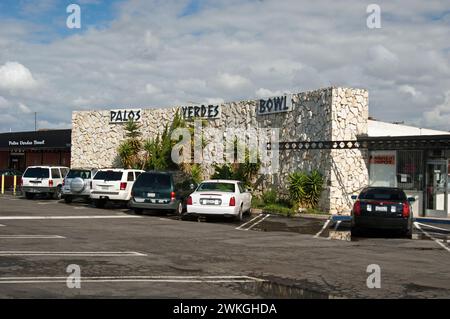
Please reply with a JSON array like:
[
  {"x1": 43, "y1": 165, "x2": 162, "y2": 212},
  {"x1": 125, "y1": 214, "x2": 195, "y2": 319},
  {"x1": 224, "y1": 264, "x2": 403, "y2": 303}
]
[{"x1": 288, "y1": 170, "x2": 323, "y2": 209}]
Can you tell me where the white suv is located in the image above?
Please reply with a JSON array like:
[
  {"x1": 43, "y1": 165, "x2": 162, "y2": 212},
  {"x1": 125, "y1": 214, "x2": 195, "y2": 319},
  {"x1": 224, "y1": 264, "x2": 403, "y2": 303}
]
[
  {"x1": 90, "y1": 169, "x2": 144, "y2": 208},
  {"x1": 62, "y1": 168, "x2": 98, "y2": 203},
  {"x1": 22, "y1": 166, "x2": 69, "y2": 200}
]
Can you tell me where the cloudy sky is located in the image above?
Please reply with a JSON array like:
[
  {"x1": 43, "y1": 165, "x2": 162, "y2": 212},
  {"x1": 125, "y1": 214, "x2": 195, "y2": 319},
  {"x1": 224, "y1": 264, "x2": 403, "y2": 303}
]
[{"x1": 0, "y1": 0, "x2": 449, "y2": 133}]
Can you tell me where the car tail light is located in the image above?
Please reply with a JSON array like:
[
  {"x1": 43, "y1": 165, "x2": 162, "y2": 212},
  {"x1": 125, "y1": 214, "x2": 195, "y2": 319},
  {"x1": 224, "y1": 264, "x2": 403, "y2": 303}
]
[
  {"x1": 187, "y1": 196, "x2": 193, "y2": 205},
  {"x1": 353, "y1": 200, "x2": 361, "y2": 216},
  {"x1": 170, "y1": 192, "x2": 176, "y2": 201},
  {"x1": 49, "y1": 180, "x2": 53, "y2": 187},
  {"x1": 62, "y1": 179, "x2": 65, "y2": 187},
  {"x1": 229, "y1": 197, "x2": 236, "y2": 206},
  {"x1": 120, "y1": 182, "x2": 127, "y2": 190},
  {"x1": 402, "y1": 202, "x2": 410, "y2": 217}
]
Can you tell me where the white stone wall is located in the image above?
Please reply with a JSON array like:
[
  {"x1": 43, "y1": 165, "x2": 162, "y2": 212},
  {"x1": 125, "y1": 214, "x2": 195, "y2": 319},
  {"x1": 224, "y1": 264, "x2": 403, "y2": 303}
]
[{"x1": 71, "y1": 86, "x2": 369, "y2": 215}]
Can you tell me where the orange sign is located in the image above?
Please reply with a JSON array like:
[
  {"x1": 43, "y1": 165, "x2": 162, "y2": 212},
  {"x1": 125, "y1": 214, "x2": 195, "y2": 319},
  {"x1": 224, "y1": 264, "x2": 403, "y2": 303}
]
[{"x1": 369, "y1": 155, "x2": 395, "y2": 165}]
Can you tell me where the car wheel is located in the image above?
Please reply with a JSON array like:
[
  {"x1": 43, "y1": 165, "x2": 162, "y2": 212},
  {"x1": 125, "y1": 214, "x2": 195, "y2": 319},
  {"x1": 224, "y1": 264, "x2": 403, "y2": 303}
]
[
  {"x1": 25, "y1": 192, "x2": 35, "y2": 200},
  {"x1": 53, "y1": 186, "x2": 62, "y2": 200},
  {"x1": 404, "y1": 227, "x2": 413, "y2": 239},
  {"x1": 235, "y1": 206, "x2": 243, "y2": 222},
  {"x1": 175, "y1": 202, "x2": 183, "y2": 215},
  {"x1": 351, "y1": 226, "x2": 360, "y2": 237},
  {"x1": 64, "y1": 196, "x2": 73, "y2": 204},
  {"x1": 93, "y1": 199, "x2": 106, "y2": 208},
  {"x1": 134, "y1": 208, "x2": 143, "y2": 215}
]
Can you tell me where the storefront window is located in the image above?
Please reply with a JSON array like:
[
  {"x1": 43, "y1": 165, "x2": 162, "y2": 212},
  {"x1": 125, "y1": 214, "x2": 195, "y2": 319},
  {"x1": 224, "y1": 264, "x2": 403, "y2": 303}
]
[
  {"x1": 396, "y1": 150, "x2": 423, "y2": 191},
  {"x1": 369, "y1": 150, "x2": 397, "y2": 187}
]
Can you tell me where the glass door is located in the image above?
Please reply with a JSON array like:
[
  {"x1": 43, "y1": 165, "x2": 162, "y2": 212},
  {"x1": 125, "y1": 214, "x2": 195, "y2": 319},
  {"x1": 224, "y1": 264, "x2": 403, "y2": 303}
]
[{"x1": 425, "y1": 160, "x2": 448, "y2": 217}]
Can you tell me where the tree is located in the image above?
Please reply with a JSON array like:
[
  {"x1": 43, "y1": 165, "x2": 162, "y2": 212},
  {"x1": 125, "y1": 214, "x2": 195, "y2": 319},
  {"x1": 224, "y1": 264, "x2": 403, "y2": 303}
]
[{"x1": 117, "y1": 119, "x2": 143, "y2": 169}]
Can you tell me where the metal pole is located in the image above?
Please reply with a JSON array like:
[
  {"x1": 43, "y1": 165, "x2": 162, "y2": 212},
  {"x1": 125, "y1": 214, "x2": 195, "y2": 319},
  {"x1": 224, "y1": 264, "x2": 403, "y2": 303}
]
[{"x1": 35, "y1": 112, "x2": 37, "y2": 131}]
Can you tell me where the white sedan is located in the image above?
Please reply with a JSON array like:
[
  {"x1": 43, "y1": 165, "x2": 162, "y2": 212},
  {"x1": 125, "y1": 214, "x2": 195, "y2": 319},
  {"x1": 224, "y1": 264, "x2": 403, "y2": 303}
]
[{"x1": 186, "y1": 180, "x2": 252, "y2": 221}]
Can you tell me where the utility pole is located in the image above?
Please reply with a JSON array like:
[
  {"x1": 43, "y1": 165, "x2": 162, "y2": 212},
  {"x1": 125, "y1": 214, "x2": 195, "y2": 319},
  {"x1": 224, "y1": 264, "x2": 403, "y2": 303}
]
[{"x1": 34, "y1": 112, "x2": 37, "y2": 131}]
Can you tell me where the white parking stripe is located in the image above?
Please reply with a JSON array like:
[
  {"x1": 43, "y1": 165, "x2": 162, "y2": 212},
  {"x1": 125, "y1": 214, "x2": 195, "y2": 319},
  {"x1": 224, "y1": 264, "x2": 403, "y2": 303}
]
[
  {"x1": 414, "y1": 222, "x2": 450, "y2": 253},
  {"x1": 0, "y1": 251, "x2": 147, "y2": 256},
  {"x1": 0, "y1": 224, "x2": 5, "y2": 227},
  {"x1": 314, "y1": 219, "x2": 331, "y2": 238},
  {"x1": 0, "y1": 275, "x2": 266, "y2": 284},
  {"x1": 0, "y1": 215, "x2": 142, "y2": 220},
  {"x1": 416, "y1": 222, "x2": 450, "y2": 233},
  {"x1": 235, "y1": 213, "x2": 265, "y2": 230},
  {"x1": 0, "y1": 235, "x2": 65, "y2": 239},
  {"x1": 245, "y1": 214, "x2": 270, "y2": 231}
]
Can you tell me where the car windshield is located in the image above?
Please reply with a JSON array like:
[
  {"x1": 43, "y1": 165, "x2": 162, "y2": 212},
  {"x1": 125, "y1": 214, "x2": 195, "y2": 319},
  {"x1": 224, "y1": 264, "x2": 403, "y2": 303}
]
[
  {"x1": 66, "y1": 170, "x2": 91, "y2": 179},
  {"x1": 198, "y1": 182, "x2": 235, "y2": 192},
  {"x1": 23, "y1": 168, "x2": 49, "y2": 178},
  {"x1": 359, "y1": 188, "x2": 406, "y2": 201},
  {"x1": 134, "y1": 173, "x2": 172, "y2": 190},
  {"x1": 93, "y1": 171, "x2": 123, "y2": 181}
]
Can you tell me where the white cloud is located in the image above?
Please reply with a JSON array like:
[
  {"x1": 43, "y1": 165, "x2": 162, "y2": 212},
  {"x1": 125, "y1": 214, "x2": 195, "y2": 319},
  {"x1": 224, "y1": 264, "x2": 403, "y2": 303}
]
[
  {"x1": 0, "y1": 0, "x2": 450, "y2": 132},
  {"x1": 18, "y1": 103, "x2": 32, "y2": 114},
  {"x1": 145, "y1": 83, "x2": 162, "y2": 95},
  {"x1": 255, "y1": 88, "x2": 290, "y2": 98},
  {"x1": 422, "y1": 91, "x2": 450, "y2": 130},
  {"x1": 0, "y1": 96, "x2": 10, "y2": 109},
  {"x1": 215, "y1": 73, "x2": 252, "y2": 90},
  {"x1": 0, "y1": 62, "x2": 37, "y2": 91}
]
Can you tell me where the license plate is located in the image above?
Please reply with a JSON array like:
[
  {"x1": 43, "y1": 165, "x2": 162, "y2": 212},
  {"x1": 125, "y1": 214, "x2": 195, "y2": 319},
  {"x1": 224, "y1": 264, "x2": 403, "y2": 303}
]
[
  {"x1": 148, "y1": 193, "x2": 156, "y2": 198},
  {"x1": 204, "y1": 199, "x2": 216, "y2": 205},
  {"x1": 375, "y1": 206, "x2": 388, "y2": 212},
  {"x1": 101, "y1": 186, "x2": 109, "y2": 190}
]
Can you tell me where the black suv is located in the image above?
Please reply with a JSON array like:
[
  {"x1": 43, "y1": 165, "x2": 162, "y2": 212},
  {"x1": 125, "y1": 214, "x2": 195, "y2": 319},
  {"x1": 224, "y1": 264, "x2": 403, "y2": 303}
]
[{"x1": 129, "y1": 171, "x2": 196, "y2": 215}]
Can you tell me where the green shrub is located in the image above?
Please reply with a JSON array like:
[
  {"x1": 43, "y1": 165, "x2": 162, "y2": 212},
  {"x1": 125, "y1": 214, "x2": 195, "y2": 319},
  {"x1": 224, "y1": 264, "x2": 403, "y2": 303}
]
[
  {"x1": 263, "y1": 203, "x2": 294, "y2": 217},
  {"x1": 261, "y1": 189, "x2": 277, "y2": 205},
  {"x1": 288, "y1": 170, "x2": 323, "y2": 209}
]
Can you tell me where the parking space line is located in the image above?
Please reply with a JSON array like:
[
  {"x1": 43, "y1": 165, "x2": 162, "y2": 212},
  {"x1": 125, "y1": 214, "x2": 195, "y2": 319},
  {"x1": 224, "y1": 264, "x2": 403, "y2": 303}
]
[
  {"x1": 0, "y1": 251, "x2": 147, "y2": 257},
  {"x1": 0, "y1": 224, "x2": 5, "y2": 227},
  {"x1": 235, "y1": 213, "x2": 265, "y2": 230},
  {"x1": 314, "y1": 219, "x2": 331, "y2": 238},
  {"x1": 245, "y1": 214, "x2": 270, "y2": 231},
  {"x1": 0, "y1": 215, "x2": 142, "y2": 220},
  {"x1": 416, "y1": 222, "x2": 450, "y2": 233},
  {"x1": 414, "y1": 222, "x2": 450, "y2": 253},
  {"x1": 0, "y1": 235, "x2": 65, "y2": 239},
  {"x1": 0, "y1": 275, "x2": 266, "y2": 284}
]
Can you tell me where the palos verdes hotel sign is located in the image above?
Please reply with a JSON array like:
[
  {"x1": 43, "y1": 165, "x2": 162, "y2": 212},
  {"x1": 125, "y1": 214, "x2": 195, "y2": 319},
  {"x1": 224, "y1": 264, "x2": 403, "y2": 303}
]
[{"x1": 110, "y1": 95, "x2": 292, "y2": 123}]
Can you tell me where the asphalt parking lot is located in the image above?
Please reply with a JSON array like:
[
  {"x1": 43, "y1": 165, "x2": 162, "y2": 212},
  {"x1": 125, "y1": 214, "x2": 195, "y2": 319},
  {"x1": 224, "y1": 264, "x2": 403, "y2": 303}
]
[{"x1": 0, "y1": 195, "x2": 449, "y2": 298}]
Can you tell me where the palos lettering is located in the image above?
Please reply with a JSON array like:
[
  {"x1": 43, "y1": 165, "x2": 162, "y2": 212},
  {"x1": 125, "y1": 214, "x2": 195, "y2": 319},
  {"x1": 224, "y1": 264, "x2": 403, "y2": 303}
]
[{"x1": 110, "y1": 110, "x2": 142, "y2": 123}]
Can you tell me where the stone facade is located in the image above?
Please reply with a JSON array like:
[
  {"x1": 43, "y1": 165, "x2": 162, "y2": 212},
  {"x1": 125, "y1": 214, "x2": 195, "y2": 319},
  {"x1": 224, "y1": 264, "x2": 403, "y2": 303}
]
[{"x1": 71, "y1": 86, "x2": 369, "y2": 215}]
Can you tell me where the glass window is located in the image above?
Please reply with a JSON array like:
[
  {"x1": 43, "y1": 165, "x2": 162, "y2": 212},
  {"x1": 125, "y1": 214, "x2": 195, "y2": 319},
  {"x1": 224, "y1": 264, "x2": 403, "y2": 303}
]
[
  {"x1": 359, "y1": 188, "x2": 407, "y2": 201},
  {"x1": 134, "y1": 173, "x2": 172, "y2": 191},
  {"x1": 93, "y1": 171, "x2": 123, "y2": 181},
  {"x1": 237, "y1": 183, "x2": 245, "y2": 193},
  {"x1": 369, "y1": 151, "x2": 397, "y2": 187},
  {"x1": 23, "y1": 168, "x2": 49, "y2": 178},
  {"x1": 66, "y1": 170, "x2": 91, "y2": 179},
  {"x1": 51, "y1": 169, "x2": 61, "y2": 179},
  {"x1": 127, "y1": 172, "x2": 134, "y2": 182},
  {"x1": 396, "y1": 150, "x2": 423, "y2": 191},
  {"x1": 198, "y1": 182, "x2": 235, "y2": 192}
]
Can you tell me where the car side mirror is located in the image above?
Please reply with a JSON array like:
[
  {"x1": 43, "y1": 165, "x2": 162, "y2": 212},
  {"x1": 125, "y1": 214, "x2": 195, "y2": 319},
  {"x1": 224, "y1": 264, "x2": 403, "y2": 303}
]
[
  {"x1": 407, "y1": 197, "x2": 416, "y2": 202},
  {"x1": 351, "y1": 195, "x2": 358, "y2": 200}
]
